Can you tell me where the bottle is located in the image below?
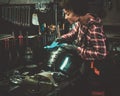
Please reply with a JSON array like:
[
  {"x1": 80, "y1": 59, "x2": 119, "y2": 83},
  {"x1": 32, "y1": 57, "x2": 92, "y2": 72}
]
[
  {"x1": 18, "y1": 31, "x2": 23, "y2": 47},
  {"x1": 24, "y1": 31, "x2": 33, "y2": 65}
]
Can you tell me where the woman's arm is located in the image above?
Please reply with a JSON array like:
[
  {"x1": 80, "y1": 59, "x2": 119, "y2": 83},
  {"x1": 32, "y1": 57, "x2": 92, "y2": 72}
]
[{"x1": 60, "y1": 22, "x2": 79, "y2": 41}]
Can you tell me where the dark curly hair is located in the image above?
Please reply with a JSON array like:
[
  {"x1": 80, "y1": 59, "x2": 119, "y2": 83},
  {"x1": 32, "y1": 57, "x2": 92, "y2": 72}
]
[
  {"x1": 59, "y1": 0, "x2": 88, "y2": 16},
  {"x1": 59, "y1": 0, "x2": 106, "y2": 18}
]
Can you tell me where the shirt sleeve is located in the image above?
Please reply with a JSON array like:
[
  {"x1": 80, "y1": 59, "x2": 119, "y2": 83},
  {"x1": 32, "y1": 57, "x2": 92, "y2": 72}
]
[
  {"x1": 77, "y1": 23, "x2": 107, "y2": 60},
  {"x1": 61, "y1": 22, "x2": 79, "y2": 40}
]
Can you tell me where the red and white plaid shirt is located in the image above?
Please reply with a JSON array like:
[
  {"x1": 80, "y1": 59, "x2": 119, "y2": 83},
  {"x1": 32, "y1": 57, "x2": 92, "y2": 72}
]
[{"x1": 61, "y1": 17, "x2": 107, "y2": 60}]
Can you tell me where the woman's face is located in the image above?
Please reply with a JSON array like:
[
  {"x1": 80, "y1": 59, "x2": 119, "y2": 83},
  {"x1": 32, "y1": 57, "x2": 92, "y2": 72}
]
[{"x1": 63, "y1": 9, "x2": 79, "y2": 24}]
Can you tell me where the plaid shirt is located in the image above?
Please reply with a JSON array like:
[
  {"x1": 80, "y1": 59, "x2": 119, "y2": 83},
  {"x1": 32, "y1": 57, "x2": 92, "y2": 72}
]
[{"x1": 61, "y1": 17, "x2": 107, "y2": 60}]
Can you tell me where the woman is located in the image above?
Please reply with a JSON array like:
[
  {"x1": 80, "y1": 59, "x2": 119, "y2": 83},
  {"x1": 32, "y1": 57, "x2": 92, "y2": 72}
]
[
  {"x1": 57, "y1": 0, "x2": 107, "y2": 61},
  {"x1": 54, "y1": 0, "x2": 107, "y2": 96}
]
